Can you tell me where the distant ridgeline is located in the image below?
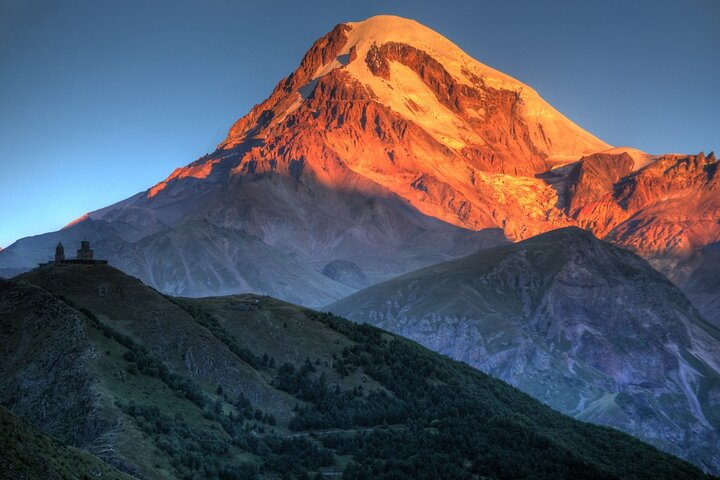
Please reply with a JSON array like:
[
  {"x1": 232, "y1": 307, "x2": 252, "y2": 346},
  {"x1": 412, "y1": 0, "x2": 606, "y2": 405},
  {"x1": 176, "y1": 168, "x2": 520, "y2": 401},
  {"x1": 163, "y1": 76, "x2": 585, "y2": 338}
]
[{"x1": 40, "y1": 241, "x2": 108, "y2": 266}]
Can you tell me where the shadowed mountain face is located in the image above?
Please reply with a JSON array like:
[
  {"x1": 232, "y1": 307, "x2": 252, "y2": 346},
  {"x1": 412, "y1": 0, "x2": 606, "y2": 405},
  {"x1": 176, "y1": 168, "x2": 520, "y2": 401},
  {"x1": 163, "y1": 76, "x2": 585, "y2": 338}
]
[
  {"x1": 0, "y1": 263, "x2": 714, "y2": 479},
  {"x1": 0, "y1": 174, "x2": 507, "y2": 307},
  {"x1": 680, "y1": 242, "x2": 720, "y2": 328},
  {"x1": 329, "y1": 227, "x2": 720, "y2": 474}
]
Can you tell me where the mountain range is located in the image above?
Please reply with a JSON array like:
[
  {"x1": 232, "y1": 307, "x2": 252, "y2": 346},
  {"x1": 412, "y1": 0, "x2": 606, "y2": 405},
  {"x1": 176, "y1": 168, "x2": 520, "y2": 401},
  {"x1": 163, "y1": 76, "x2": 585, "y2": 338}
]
[
  {"x1": 0, "y1": 15, "x2": 716, "y2": 323},
  {"x1": 0, "y1": 263, "x2": 713, "y2": 479}
]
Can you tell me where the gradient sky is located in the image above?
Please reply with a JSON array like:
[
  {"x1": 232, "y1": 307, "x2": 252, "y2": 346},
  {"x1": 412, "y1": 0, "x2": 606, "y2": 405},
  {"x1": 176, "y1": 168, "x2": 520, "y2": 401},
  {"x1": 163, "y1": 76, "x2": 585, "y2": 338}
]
[{"x1": 1, "y1": 0, "x2": 718, "y2": 248}]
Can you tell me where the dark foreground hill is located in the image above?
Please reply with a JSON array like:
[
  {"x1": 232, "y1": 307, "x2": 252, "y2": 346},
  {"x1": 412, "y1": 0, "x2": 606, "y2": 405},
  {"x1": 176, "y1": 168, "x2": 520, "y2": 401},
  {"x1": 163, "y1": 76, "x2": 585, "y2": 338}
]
[
  {"x1": 0, "y1": 263, "x2": 714, "y2": 479},
  {"x1": 0, "y1": 405, "x2": 131, "y2": 479},
  {"x1": 329, "y1": 227, "x2": 720, "y2": 473}
]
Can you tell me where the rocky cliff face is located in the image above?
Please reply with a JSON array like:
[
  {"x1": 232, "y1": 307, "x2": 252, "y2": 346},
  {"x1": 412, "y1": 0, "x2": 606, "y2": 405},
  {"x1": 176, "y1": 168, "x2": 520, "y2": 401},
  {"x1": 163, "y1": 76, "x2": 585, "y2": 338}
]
[
  {"x1": 321, "y1": 259, "x2": 369, "y2": 289},
  {"x1": 556, "y1": 151, "x2": 720, "y2": 324},
  {"x1": 0, "y1": 405, "x2": 131, "y2": 480},
  {"x1": 0, "y1": 281, "x2": 106, "y2": 446},
  {"x1": 0, "y1": 279, "x2": 141, "y2": 474},
  {"x1": 563, "y1": 151, "x2": 720, "y2": 259},
  {"x1": 329, "y1": 228, "x2": 720, "y2": 473},
  {"x1": 670, "y1": 241, "x2": 720, "y2": 328}
]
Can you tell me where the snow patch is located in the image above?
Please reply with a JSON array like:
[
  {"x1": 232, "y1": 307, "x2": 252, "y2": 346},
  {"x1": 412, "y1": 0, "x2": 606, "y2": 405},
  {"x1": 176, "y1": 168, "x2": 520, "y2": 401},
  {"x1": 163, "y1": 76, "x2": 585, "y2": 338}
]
[
  {"x1": 600, "y1": 146, "x2": 657, "y2": 171},
  {"x1": 340, "y1": 16, "x2": 609, "y2": 156}
]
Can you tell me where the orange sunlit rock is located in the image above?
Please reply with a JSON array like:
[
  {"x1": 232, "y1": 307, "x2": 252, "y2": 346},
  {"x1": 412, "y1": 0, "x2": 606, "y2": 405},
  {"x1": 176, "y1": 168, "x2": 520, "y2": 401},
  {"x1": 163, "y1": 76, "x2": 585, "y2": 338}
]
[
  {"x1": 136, "y1": 16, "x2": 717, "y2": 260},
  {"x1": 147, "y1": 160, "x2": 218, "y2": 198},
  {"x1": 63, "y1": 213, "x2": 90, "y2": 229}
]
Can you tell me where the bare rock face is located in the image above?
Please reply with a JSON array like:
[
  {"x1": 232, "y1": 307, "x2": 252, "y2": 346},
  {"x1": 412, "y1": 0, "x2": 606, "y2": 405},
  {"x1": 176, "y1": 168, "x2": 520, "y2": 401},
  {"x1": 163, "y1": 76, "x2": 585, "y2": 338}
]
[
  {"x1": 564, "y1": 152, "x2": 635, "y2": 230},
  {"x1": 556, "y1": 151, "x2": 720, "y2": 317},
  {"x1": 0, "y1": 280, "x2": 124, "y2": 471},
  {"x1": 321, "y1": 259, "x2": 368, "y2": 289},
  {"x1": 607, "y1": 152, "x2": 720, "y2": 258},
  {"x1": 329, "y1": 228, "x2": 720, "y2": 473},
  {"x1": 671, "y1": 241, "x2": 720, "y2": 328},
  {"x1": 550, "y1": 151, "x2": 720, "y2": 263}
]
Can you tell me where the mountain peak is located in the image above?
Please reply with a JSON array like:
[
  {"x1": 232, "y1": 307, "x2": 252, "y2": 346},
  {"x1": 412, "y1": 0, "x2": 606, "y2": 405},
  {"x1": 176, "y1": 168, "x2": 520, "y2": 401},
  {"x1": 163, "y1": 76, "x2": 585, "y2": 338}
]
[
  {"x1": 195, "y1": 14, "x2": 612, "y2": 243},
  {"x1": 343, "y1": 14, "x2": 536, "y2": 91},
  {"x1": 350, "y1": 14, "x2": 420, "y2": 26},
  {"x1": 2, "y1": 15, "x2": 715, "y2": 319},
  {"x1": 219, "y1": 15, "x2": 608, "y2": 159}
]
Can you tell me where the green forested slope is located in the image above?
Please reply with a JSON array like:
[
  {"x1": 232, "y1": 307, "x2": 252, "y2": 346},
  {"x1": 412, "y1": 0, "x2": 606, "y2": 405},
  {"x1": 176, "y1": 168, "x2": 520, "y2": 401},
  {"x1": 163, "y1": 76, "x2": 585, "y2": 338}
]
[
  {"x1": 0, "y1": 405, "x2": 131, "y2": 480},
  {"x1": 0, "y1": 263, "x2": 713, "y2": 479}
]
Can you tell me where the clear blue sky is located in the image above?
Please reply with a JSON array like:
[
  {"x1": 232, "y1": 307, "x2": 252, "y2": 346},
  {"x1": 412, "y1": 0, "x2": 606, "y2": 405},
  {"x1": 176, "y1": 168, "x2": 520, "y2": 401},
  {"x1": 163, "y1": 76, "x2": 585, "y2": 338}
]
[{"x1": 1, "y1": 0, "x2": 718, "y2": 248}]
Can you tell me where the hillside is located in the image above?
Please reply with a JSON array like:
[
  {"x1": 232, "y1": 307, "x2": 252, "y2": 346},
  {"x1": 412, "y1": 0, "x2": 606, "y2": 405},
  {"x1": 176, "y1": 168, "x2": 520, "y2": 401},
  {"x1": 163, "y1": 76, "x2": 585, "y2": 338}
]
[
  {"x1": 0, "y1": 263, "x2": 713, "y2": 479},
  {"x1": 329, "y1": 227, "x2": 720, "y2": 473},
  {"x1": 0, "y1": 405, "x2": 132, "y2": 480}
]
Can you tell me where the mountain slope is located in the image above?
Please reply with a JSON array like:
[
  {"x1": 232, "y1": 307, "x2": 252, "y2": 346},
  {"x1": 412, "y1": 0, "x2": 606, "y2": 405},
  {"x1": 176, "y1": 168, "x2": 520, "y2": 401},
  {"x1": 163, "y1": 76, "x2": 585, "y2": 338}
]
[
  {"x1": 329, "y1": 227, "x2": 720, "y2": 473},
  {"x1": 0, "y1": 406, "x2": 131, "y2": 480},
  {"x1": 0, "y1": 15, "x2": 716, "y2": 314},
  {"x1": 680, "y1": 241, "x2": 720, "y2": 327},
  {"x1": 1, "y1": 263, "x2": 714, "y2": 479},
  {"x1": 0, "y1": 177, "x2": 507, "y2": 306},
  {"x1": 0, "y1": 14, "x2": 604, "y2": 303},
  {"x1": 557, "y1": 151, "x2": 720, "y2": 320}
]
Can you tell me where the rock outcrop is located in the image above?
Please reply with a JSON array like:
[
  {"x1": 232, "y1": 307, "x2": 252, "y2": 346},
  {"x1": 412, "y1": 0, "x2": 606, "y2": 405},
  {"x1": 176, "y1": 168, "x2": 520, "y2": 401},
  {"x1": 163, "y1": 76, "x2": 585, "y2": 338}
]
[{"x1": 321, "y1": 259, "x2": 368, "y2": 289}]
